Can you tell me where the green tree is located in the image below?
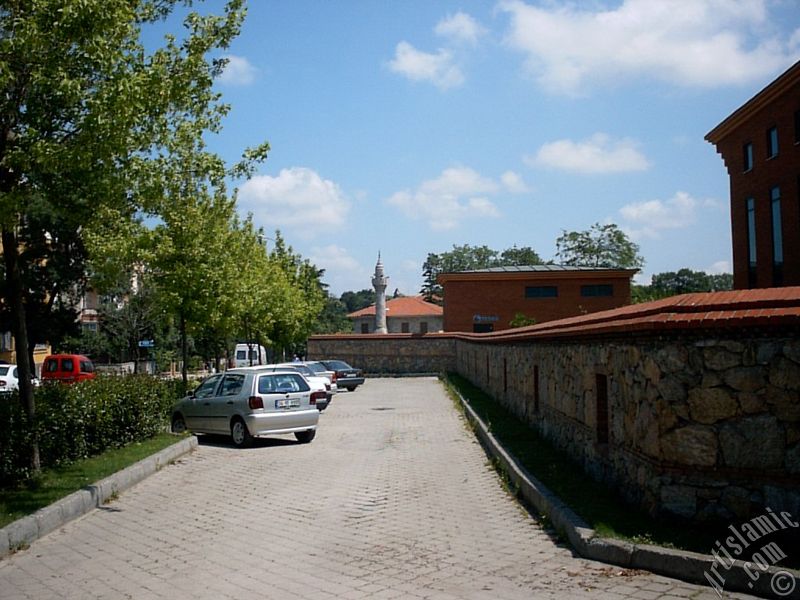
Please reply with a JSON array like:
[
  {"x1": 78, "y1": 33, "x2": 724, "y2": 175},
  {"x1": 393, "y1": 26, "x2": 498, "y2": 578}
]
[
  {"x1": 340, "y1": 289, "x2": 376, "y2": 313},
  {"x1": 633, "y1": 269, "x2": 734, "y2": 303},
  {"x1": 499, "y1": 245, "x2": 543, "y2": 266},
  {"x1": 0, "y1": 0, "x2": 264, "y2": 469},
  {"x1": 555, "y1": 223, "x2": 644, "y2": 270}
]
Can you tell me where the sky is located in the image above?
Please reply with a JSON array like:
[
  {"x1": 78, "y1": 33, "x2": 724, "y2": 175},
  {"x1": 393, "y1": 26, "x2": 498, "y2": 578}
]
[{"x1": 164, "y1": 0, "x2": 800, "y2": 296}]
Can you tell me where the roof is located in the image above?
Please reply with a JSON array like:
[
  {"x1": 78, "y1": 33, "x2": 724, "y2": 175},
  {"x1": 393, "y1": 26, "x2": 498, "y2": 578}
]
[
  {"x1": 438, "y1": 264, "x2": 637, "y2": 283},
  {"x1": 348, "y1": 295, "x2": 443, "y2": 318},
  {"x1": 706, "y1": 60, "x2": 800, "y2": 144}
]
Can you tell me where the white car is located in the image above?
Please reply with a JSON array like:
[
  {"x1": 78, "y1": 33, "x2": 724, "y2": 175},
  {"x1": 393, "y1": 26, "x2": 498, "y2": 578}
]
[
  {"x1": 171, "y1": 368, "x2": 321, "y2": 448},
  {"x1": 301, "y1": 361, "x2": 339, "y2": 394},
  {"x1": 270, "y1": 363, "x2": 333, "y2": 410},
  {"x1": 0, "y1": 364, "x2": 39, "y2": 393}
]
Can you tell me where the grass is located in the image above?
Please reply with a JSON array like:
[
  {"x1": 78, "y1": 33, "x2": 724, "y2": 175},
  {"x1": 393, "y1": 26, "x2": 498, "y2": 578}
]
[
  {"x1": 0, "y1": 433, "x2": 185, "y2": 529},
  {"x1": 443, "y1": 373, "x2": 737, "y2": 555}
]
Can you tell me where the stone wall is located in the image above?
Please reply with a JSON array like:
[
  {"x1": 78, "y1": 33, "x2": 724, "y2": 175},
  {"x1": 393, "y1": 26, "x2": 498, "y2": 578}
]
[
  {"x1": 307, "y1": 334, "x2": 456, "y2": 374},
  {"x1": 456, "y1": 335, "x2": 800, "y2": 522},
  {"x1": 308, "y1": 289, "x2": 800, "y2": 522}
]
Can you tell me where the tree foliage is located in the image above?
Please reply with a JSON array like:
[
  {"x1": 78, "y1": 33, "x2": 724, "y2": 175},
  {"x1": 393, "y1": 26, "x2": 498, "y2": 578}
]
[
  {"x1": 555, "y1": 223, "x2": 644, "y2": 270},
  {"x1": 633, "y1": 269, "x2": 733, "y2": 303},
  {"x1": 421, "y1": 244, "x2": 543, "y2": 302}
]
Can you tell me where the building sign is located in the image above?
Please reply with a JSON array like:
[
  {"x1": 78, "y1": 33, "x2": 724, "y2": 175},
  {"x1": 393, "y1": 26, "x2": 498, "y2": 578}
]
[{"x1": 473, "y1": 314, "x2": 499, "y2": 323}]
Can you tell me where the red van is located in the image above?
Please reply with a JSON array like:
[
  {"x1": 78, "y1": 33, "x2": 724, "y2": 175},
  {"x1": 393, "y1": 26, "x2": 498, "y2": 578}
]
[{"x1": 41, "y1": 354, "x2": 97, "y2": 384}]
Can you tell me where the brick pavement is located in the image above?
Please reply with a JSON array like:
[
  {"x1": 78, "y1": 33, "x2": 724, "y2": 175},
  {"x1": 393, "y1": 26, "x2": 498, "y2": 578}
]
[{"x1": 0, "y1": 377, "x2": 754, "y2": 599}]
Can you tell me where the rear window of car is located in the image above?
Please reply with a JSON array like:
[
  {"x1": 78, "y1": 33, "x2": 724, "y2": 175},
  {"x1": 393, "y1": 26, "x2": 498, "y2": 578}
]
[
  {"x1": 306, "y1": 363, "x2": 325, "y2": 374},
  {"x1": 258, "y1": 373, "x2": 310, "y2": 394},
  {"x1": 325, "y1": 361, "x2": 349, "y2": 370},
  {"x1": 236, "y1": 350, "x2": 246, "y2": 360},
  {"x1": 0, "y1": 366, "x2": 8, "y2": 376}
]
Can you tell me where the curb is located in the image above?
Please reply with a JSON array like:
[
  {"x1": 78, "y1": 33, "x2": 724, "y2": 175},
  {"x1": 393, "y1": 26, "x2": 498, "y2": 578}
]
[
  {"x1": 452, "y1": 387, "x2": 799, "y2": 599},
  {"x1": 0, "y1": 436, "x2": 198, "y2": 560}
]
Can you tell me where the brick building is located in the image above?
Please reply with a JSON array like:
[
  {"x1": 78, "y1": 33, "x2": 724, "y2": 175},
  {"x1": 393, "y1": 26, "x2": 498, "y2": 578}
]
[
  {"x1": 437, "y1": 265, "x2": 636, "y2": 332},
  {"x1": 706, "y1": 60, "x2": 800, "y2": 289}
]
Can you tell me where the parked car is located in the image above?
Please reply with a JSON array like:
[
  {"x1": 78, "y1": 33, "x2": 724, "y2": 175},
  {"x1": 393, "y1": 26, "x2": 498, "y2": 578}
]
[
  {"x1": 0, "y1": 364, "x2": 39, "y2": 393},
  {"x1": 233, "y1": 343, "x2": 267, "y2": 368},
  {"x1": 270, "y1": 363, "x2": 333, "y2": 410},
  {"x1": 320, "y1": 360, "x2": 364, "y2": 392},
  {"x1": 40, "y1": 354, "x2": 96, "y2": 384},
  {"x1": 171, "y1": 368, "x2": 322, "y2": 448},
  {"x1": 301, "y1": 361, "x2": 339, "y2": 393}
]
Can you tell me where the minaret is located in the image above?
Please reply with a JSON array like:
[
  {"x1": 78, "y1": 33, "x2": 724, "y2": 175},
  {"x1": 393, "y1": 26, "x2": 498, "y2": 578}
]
[{"x1": 372, "y1": 253, "x2": 388, "y2": 334}]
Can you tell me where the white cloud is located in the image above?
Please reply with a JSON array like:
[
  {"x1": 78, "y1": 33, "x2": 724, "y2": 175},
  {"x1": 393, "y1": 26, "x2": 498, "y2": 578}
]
[
  {"x1": 709, "y1": 260, "x2": 732, "y2": 274},
  {"x1": 435, "y1": 12, "x2": 487, "y2": 45},
  {"x1": 238, "y1": 168, "x2": 350, "y2": 238},
  {"x1": 386, "y1": 166, "x2": 511, "y2": 230},
  {"x1": 308, "y1": 245, "x2": 370, "y2": 294},
  {"x1": 528, "y1": 133, "x2": 650, "y2": 174},
  {"x1": 500, "y1": 170, "x2": 530, "y2": 193},
  {"x1": 499, "y1": 0, "x2": 796, "y2": 95},
  {"x1": 619, "y1": 191, "x2": 698, "y2": 239},
  {"x1": 218, "y1": 54, "x2": 258, "y2": 86},
  {"x1": 387, "y1": 41, "x2": 464, "y2": 89}
]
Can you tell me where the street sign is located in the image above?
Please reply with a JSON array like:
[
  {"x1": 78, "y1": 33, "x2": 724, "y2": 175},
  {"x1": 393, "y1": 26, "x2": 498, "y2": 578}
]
[{"x1": 138, "y1": 339, "x2": 155, "y2": 348}]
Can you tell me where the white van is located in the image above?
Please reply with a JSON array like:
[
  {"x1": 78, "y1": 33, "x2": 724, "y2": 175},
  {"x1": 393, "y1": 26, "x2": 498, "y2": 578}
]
[{"x1": 234, "y1": 343, "x2": 267, "y2": 368}]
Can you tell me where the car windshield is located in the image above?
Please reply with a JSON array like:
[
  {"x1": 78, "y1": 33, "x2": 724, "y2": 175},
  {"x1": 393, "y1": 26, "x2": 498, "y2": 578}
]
[{"x1": 0, "y1": 366, "x2": 8, "y2": 376}]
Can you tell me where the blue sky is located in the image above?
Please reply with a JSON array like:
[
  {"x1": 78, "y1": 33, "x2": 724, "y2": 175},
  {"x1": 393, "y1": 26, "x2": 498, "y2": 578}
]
[{"x1": 185, "y1": 1, "x2": 799, "y2": 295}]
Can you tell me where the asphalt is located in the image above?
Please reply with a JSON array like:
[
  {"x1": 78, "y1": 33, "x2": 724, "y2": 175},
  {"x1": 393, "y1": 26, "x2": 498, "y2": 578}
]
[{"x1": 0, "y1": 377, "x2": 754, "y2": 599}]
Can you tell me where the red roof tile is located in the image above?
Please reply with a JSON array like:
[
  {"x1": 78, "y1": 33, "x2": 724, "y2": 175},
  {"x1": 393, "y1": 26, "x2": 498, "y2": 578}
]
[{"x1": 348, "y1": 296, "x2": 443, "y2": 318}]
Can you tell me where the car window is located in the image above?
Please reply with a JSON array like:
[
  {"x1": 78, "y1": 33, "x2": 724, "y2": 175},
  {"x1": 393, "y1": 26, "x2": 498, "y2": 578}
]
[
  {"x1": 12, "y1": 368, "x2": 18, "y2": 378},
  {"x1": 257, "y1": 375, "x2": 277, "y2": 394},
  {"x1": 194, "y1": 374, "x2": 222, "y2": 399},
  {"x1": 306, "y1": 363, "x2": 324, "y2": 374},
  {"x1": 62, "y1": 358, "x2": 75, "y2": 372},
  {"x1": 0, "y1": 366, "x2": 8, "y2": 376},
  {"x1": 236, "y1": 350, "x2": 246, "y2": 360},
  {"x1": 220, "y1": 374, "x2": 245, "y2": 396},
  {"x1": 44, "y1": 359, "x2": 58, "y2": 373},
  {"x1": 80, "y1": 361, "x2": 94, "y2": 373}
]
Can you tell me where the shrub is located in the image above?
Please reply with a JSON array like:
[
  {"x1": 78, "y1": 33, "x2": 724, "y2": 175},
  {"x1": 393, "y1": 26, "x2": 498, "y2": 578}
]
[{"x1": 0, "y1": 375, "x2": 185, "y2": 487}]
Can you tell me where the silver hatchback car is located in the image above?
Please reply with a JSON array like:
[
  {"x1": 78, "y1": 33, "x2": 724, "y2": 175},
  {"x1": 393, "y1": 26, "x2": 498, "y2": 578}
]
[{"x1": 171, "y1": 368, "x2": 321, "y2": 447}]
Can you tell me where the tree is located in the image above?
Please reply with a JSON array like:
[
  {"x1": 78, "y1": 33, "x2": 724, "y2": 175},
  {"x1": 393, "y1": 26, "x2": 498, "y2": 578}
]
[
  {"x1": 421, "y1": 244, "x2": 544, "y2": 303},
  {"x1": 633, "y1": 269, "x2": 734, "y2": 303},
  {"x1": 0, "y1": 0, "x2": 264, "y2": 470},
  {"x1": 555, "y1": 223, "x2": 644, "y2": 270},
  {"x1": 340, "y1": 289, "x2": 376, "y2": 313}
]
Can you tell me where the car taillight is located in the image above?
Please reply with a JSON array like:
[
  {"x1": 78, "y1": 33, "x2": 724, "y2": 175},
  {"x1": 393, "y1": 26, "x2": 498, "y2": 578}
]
[
  {"x1": 310, "y1": 391, "x2": 326, "y2": 405},
  {"x1": 330, "y1": 373, "x2": 337, "y2": 383},
  {"x1": 248, "y1": 396, "x2": 264, "y2": 409},
  {"x1": 0, "y1": 381, "x2": 5, "y2": 387}
]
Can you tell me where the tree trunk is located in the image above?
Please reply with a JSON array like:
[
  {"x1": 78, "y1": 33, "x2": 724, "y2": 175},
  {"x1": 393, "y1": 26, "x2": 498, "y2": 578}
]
[
  {"x1": 180, "y1": 312, "x2": 188, "y2": 385},
  {"x1": 2, "y1": 226, "x2": 40, "y2": 472}
]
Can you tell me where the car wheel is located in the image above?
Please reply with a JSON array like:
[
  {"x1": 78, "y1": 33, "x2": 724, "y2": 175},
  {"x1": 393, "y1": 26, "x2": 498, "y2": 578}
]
[
  {"x1": 346, "y1": 386, "x2": 356, "y2": 392},
  {"x1": 294, "y1": 430, "x2": 315, "y2": 444},
  {"x1": 171, "y1": 413, "x2": 187, "y2": 434},
  {"x1": 230, "y1": 418, "x2": 253, "y2": 448}
]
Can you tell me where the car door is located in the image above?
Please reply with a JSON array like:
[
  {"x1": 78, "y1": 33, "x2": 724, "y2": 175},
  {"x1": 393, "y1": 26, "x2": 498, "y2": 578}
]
[
  {"x1": 205, "y1": 373, "x2": 247, "y2": 433},
  {"x1": 185, "y1": 374, "x2": 223, "y2": 431}
]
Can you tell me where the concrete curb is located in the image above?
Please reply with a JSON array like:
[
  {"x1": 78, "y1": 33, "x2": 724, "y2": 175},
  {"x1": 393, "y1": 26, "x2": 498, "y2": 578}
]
[
  {"x1": 452, "y1": 387, "x2": 799, "y2": 599},
  {"x1": 0, "y1": 436, "x2": 198, "y2": 560}
]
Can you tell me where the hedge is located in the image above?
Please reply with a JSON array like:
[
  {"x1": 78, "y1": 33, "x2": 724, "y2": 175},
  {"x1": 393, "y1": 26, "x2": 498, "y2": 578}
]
[{"x1": 0, "y1": 376, "x2": 190, "y2": 487}]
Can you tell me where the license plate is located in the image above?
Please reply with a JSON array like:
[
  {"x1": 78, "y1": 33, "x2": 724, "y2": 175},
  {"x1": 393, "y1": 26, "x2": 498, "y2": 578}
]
[
  {"x1": 347, "y1": 372, "x2": 357, "y2": 377},
  {"x1": 276, "y1": 398, "x2": 301, "y2": 409}
]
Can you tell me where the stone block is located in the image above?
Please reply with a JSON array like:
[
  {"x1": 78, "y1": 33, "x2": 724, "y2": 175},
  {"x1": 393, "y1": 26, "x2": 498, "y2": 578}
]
[
  {"x1": 657, "y1": 375, "x2": 686, "y2": 405},
  {"x1": 784, "y1": 340, "x2": 800, "y2": 364},
  {"x1": 769, "y1": 357, "x2": 800, "y2": 391},
  {"x1": 34, "y1": 504, "x2": 63, "y2": 538},
  {"x1": 660, "y1": 485, "x2": 697, "y2": 519},
  {"x1": 719, "y1": 415, "x2": 784, "y2": 469},
  {"x1": 721, "y1": 486, "x2": 754, "y2": 519},
  {"x1": 765, "y1": 387, "x2": 800, "y2": 422},
  {"x1": 722, "y1": 366, "x2": 766, "y2": 392},
  {"x1": 661, "y1": 425, "x2": 718, "y2": 466},
  {"x1": 688, "y1": 387, "x2": 738, "y2": 424},
  {"x1": 738, "y1": 392, "x2": 765, "y2": 414},
  {"x1": 655, "y1": 345, "x2": 688, "y2": 374},
  {"x1": 704, "y1": 346, "x2": 741, "y2": 370}
]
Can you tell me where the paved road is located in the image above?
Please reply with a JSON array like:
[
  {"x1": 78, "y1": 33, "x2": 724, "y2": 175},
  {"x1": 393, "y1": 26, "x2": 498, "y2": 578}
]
[{"x1": 0, "y1": 377, "x2": 749, "y2": 599}]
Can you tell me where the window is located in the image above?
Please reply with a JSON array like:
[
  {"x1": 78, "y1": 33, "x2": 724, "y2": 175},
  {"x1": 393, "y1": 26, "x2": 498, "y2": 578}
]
[
  {"x1": 62, "y1": 358, "x2": 74, "y2": 373},
  {"x1": 795, "y1": 110, "x2": 800, "y2": 144},
  {"x1": 473, "y1": 323, "x2": 493, "y2": 333},
  {"x1": 767, "y1": 126, "x2": 778, "y2": 158},
  {"x1": 401, "y1": 322, "x2": 410, "y2": 333},
  {"x1": 419, "y1": 321, "x2": 428, "y2": 334},
  {"x1": 771, "y1": 186, "x2": 783, "y2": 286},
  {"x1": 360, "y1": 323, "x2": 369, "y2": 334},
  {"x1": 747, "y1": 196, "x2": 758, "y2": 288},
  {"x1": 596, "y1": 374, "x2": 609, "y2": 444},
  {"x1": 195, "y1": 374, "x2": 222, "y2": 399},
  {"x1": 581, "y1": 284, "x2": 613, "y2": 297},
  {"x1": 80, "y1": 361, "x2": 94, "y2": 374},
  {"x1": 220, "y1": 374, "x2": 245, "y2": 396},
  {"x1": 743, "y1": 142, "x2": 753, "y2": 171},
  {"x1": 525, "y1": 286, "x2": 558, "y2": 298}
]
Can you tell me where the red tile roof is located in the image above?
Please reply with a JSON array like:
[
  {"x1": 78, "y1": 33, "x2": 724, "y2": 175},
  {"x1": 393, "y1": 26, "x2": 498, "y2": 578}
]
[{"x1": 348, "y1": 296, "x2": 443, "y2": 318}]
